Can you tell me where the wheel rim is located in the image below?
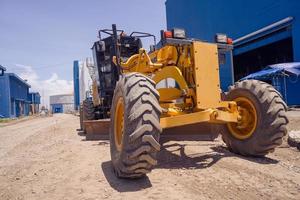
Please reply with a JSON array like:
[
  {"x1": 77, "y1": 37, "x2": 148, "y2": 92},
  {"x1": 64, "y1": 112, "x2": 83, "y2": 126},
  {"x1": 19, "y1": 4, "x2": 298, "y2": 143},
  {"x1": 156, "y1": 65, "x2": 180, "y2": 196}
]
[
  {"x1": 227, "y1": 97, "x2": 258, "y2": 140},
  {"x1": 114, "y1": 97, "x2": 125, "y2": 151}
]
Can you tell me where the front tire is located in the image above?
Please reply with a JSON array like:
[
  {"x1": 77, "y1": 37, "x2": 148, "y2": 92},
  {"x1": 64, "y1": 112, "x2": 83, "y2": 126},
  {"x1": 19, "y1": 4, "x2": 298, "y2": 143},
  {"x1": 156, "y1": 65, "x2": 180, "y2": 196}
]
[
  {"x1": 110, "y1": 73, "x2": 162, "y2": 178},
  {"x1": 221, "y1": 80, "x2": 289, "y2": 156}
]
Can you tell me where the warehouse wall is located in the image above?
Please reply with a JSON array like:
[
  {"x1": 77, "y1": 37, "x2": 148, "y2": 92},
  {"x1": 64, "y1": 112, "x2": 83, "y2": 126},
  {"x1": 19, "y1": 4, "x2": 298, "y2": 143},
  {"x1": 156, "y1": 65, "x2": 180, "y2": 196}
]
[
  {"x1": 0, "y1": 74, "x2": 31, "y2": 118},
  {"x1": 62, "y1": 104, "x2": 74, "y2": 113},
  {"x1": 9, "y1": 76, "x2": 29, "y2": 102},
  {"x1": 28, "y1": 93, "x2": 41, "y2": 104},
  {"x1": 51, "y1": 104, "x2": 63, "y2": 113},
  {"x1": 50, "y1": 94, "x2": 74, "y2": 114},
  {"x1": 166, "y1": 0, "x2": 300, "y2": 47},
  {"x1": 50, "y1": 94, "x2": 74, "y2": 105},
  {"x1": 0, "y1": 75, "x2": 10, "y2": 117},
  {"x1": 28, "y1": 93, "x2": 41, "y2": 114},
  {"x1": 166, "y1": 0, "x2": 300, "y2": 88}
]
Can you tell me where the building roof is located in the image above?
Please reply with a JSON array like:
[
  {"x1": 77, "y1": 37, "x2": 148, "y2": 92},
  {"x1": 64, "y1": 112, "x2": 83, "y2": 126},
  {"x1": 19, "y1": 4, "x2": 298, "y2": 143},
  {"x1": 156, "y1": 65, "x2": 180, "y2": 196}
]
[
  {"x1": 29, "y1": 92, "x2": 41, "y2": 96},
  {"x1": 6, "y1": 73, "x2": 31, "y2": 88},
  {"x1": 0, "y1": 65, "x2": 6, "y2": 71}
]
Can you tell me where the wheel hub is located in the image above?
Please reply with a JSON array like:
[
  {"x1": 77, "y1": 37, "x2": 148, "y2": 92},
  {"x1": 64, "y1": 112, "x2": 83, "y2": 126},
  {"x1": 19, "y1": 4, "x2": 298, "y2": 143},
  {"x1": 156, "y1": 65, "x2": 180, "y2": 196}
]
[
  {"x1": 227, "y1": 97, "x2": 257, "y2": 140},
  {"x1": 114, "y1": 97, "x2": 125, "y2": 151}
]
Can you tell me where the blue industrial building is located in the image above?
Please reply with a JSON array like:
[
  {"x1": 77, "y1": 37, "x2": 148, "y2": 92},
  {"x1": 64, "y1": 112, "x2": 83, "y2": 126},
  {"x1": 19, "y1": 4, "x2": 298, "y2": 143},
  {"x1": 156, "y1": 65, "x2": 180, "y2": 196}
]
[
  {"x1": 0, "y1": 72, "x2": 31, "y2": 118},
  {"x1": 166, "y1": 0, "x2": 300, "y2": 94},
  {"x1": 28, "y1": 92, "x2": 41, "y2": 104},
  {"x1": 28, "y1": 92, "x2": 41, "y2": 114},
  {"x1": 0, "y1": 65, "x2": 6, "y2": 76}
]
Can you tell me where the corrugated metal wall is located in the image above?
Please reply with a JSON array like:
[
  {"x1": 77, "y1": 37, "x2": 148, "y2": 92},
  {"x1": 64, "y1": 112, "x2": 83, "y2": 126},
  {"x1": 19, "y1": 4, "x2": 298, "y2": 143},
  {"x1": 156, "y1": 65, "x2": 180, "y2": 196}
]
[
  {"x1": 166, "y1": 0, "x2": 300, "y2": 90},
  {"x1": 0, "y1": 73, "x2": 31, "y2": 118},
  {"x1": 28, "y1": 93, "x2": 41, "y2": 104},
  {"x1": 9, "y1": 76, "x2": 29, "y2": 101},
  {"x1": 0, "y1": 75, "x2": 10, "y2": 117}
]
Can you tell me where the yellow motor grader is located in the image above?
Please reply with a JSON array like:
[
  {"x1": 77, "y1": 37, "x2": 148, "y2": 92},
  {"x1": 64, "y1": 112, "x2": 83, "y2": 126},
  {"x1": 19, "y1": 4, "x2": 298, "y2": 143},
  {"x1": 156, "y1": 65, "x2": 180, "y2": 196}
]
[{"x1": 88, "y1": 24, "x2": 288, "y2": 178}]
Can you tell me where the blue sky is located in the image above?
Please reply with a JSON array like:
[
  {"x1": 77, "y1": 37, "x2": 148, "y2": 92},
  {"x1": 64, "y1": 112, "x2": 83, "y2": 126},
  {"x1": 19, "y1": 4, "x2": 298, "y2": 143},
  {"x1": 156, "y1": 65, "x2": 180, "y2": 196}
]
[{"x1": 0, "y1": 0, "x2": 166, "y2": 105}]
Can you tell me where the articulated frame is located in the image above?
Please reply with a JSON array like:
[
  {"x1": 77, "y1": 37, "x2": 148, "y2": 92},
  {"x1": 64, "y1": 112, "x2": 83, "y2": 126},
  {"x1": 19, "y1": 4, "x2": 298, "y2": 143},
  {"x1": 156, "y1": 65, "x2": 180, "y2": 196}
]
[{"x1": 116, "y1": 40, "x2": 240, "y2": 129}]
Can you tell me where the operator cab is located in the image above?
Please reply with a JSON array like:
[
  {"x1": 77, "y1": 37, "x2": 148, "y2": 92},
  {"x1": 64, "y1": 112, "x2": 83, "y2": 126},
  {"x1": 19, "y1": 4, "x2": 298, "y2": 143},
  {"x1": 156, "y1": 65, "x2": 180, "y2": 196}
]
[{"x1": 91, "y1": 24, "x2": 156, "y2": 118}]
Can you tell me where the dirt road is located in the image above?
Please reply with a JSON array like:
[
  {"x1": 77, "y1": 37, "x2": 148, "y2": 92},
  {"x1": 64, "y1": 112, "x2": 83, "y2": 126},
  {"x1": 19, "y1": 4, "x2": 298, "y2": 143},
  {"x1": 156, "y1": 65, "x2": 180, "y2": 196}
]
[{"x1": 0, "y1": 114, "x2": 299, "y2": 200}]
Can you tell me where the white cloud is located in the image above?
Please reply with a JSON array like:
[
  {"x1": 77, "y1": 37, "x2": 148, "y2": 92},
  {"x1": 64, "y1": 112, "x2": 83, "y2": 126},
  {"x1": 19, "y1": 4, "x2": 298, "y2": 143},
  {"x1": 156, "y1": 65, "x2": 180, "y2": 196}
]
[{"x1": 14, "y1": 64, "x2": 73, "y2": 108}]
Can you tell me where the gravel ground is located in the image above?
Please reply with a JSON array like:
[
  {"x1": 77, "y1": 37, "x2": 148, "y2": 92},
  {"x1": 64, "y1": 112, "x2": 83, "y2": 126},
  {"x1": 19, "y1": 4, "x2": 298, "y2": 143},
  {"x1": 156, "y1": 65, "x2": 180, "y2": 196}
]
[{"x1": 0, "y1": 113, "x2": 299, "y2": 200}]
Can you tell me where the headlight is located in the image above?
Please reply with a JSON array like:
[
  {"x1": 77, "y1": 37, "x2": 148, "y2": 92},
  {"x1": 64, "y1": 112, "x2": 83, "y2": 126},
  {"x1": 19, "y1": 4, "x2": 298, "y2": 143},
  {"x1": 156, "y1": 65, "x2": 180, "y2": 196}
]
[
  {"x1": 172, "y1": 28, "x2": 186, "y2": 39},
  {"x1": 215, "y1": 33, "x2": 233, "y2": 44},
  {"x1": 215, "y1": 33, "x2": 228, "y2": 43}
]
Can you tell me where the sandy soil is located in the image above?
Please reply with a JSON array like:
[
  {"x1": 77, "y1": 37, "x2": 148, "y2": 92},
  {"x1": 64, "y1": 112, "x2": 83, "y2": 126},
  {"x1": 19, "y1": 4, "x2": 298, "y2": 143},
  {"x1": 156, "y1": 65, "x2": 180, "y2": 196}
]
[{"x1": 0, "y1": 113, "x2": 299, "y2": 200}]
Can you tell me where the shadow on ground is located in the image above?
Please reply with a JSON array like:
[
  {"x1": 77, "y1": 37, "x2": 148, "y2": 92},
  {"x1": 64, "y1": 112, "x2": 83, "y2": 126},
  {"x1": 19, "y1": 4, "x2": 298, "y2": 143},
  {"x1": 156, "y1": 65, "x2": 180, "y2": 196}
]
[
  {"x1": 101, "y1": 161, "x2": 152, "y2": 192},
  {"x1": 77, "y1": 130, "x2": 109, "y2": 141},
  {"x1": 101, "y1": 141, "x2": 278, "y2": 192},
  {"x1": 157, "y1": 143, "x2": 278, "y2": 169}
]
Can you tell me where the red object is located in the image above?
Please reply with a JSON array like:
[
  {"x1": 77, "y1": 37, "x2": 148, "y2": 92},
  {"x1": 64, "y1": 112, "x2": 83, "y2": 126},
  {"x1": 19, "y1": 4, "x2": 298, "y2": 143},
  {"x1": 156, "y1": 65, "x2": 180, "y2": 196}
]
[
  {"x1": 227, "y1": 37, "x2": 233, "y2": 44},
  {"x1": 164, "y1": 31, "x2": 173, "y2": 38}
]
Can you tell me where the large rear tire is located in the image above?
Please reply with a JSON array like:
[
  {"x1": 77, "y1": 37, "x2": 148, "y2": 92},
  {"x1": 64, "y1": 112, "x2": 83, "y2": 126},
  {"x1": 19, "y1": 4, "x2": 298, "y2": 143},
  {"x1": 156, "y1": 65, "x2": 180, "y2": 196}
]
[
  {"x1": 110, "y1": 73, "x2": 162, "y2": 178},
  {"x1": 82, "y1": 99, "x2": 95, "y2": 133},
  {"x1": 221, "y1": 80, "x2": 289, "y2": 156},
  {"x1": 83, "y1": 99, "x2": 95, "y2": 120}
]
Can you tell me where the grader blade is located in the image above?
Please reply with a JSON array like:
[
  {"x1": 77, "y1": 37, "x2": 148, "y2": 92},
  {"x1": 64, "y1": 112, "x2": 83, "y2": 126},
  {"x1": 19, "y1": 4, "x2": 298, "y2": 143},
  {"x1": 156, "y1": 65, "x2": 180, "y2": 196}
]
[{"x1": 83, "y1": 119, "x2": 110, "y2": 139}]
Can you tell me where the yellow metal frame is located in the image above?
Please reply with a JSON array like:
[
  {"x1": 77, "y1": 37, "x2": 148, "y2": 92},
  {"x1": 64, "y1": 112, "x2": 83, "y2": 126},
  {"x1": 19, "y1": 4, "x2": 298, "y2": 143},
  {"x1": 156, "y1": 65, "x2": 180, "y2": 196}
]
[
  {"x1": 160, "y1": 108, "x2": 239, "y2": 129},
  {"x1": 115, "y1": 40, "x2": 241, "y2": 129}
]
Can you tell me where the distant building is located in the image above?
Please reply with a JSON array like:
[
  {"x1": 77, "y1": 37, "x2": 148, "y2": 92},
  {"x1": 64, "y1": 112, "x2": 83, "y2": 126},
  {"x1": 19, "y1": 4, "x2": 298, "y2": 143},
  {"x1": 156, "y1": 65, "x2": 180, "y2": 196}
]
[
  {"x1": 0, "y1": 65, "x2": 6, "y2": 76},
  {"x1": 50, "y1": 94, "x2": 74, "y2": 113},
  {"x1": 0, "y1": 73, "x2": 31, "y2": 118},
  {"x1": 28, "y1": 92, "x2": 41, "y2": 114}
]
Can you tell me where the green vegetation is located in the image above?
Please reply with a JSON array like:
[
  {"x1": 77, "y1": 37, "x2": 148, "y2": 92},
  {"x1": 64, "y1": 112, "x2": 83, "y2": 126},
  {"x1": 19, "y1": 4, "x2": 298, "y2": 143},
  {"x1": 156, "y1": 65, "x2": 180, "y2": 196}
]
[{"x1": 0, "y1": 118, "x2": 14, "y2": 123}]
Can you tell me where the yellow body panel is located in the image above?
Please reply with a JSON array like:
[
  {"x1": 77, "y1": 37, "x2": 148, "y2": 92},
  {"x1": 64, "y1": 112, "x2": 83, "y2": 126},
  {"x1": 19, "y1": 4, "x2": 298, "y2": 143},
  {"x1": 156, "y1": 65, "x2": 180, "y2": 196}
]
[
  {"x1": 157, "y1": 88, "x2": 182, "y2": 101},
  {"x1": 192, "y1": 42, "x2": 221, "y2": 109}
]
